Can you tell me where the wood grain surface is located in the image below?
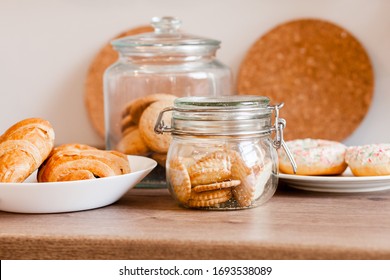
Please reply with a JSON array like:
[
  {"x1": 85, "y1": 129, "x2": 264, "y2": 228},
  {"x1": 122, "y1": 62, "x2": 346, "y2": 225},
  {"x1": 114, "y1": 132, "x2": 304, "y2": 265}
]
[{"x1": 1, "y1": 184, "x2": 390, "y2": 260}]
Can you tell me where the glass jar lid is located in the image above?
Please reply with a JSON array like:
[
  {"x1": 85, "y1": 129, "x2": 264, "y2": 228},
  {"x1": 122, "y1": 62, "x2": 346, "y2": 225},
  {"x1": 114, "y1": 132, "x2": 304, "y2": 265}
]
[
  {"x1": 155, "y1": 95, "x2": 298, "y2": 172},
  {"x1": 174, "y1": 95, "x2": 270, "y2": 111},
  {"x1": 111, "y1": 16, "x2": 221, "y2": 55},
  {"x1": 157, "y1": 95, "x2": 273, "y2": 136}
]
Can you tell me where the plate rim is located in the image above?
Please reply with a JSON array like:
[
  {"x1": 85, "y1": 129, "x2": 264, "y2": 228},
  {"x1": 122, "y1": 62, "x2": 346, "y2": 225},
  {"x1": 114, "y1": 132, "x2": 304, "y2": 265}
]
[
  {"x1": 0, "y1": 155, "x2": 157, "y2": 188},
  {"x1": 278, "y1": 168, "x2": 390, "y2": 193},
  {"x1": 0, "y1": 155, "x2": 157, "y2": 213}
]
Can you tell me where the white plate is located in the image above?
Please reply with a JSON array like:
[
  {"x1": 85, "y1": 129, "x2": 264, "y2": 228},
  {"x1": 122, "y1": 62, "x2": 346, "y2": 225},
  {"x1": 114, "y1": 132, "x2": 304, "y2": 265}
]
[
  {"x1": 278, "y1": 168, "x2": 390, "y2": 193},
  {"x1": 0, "y1": 155, "x2": 157, "y2": 213}
]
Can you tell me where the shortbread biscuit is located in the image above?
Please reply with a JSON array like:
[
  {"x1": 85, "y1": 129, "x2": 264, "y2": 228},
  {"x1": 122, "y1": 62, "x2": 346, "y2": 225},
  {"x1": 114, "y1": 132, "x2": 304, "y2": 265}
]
[
  {"x1": 122, "y1": 125, "x2": 137, "y2": 136},
  {"x1": 195, "y1": 150, "x2": 232, "y2": 163},
  {"x1": 187, "y1": 195, "x2": 231, "y2": 208},
  {"x1": 187, "y1": 188, "x2": 232, "y2": 208},
  {"x1": 116, "y1": 128, "x2": 150, "y2": 156},
  {"x1": 151, "y1": 153, "x2": 167, "y2": 167},
  {"x1": 120, "y1": 114, "x2": 136, "y2": 134},
  {"x1": 190, "y1": 168, "x2": 231, "y2": 187},
  {"x1": 231, "y1": 154, "x2": 255, "y2": 207},
  {"x1": 187, "y1": 151, "x2": 232, "y2": 175},
  {"x1": 187, "y1": 150, "x2": 233, "y2": 186},
  {"x1": 139, "y1": 100, "x2": 174, "y2": 153},
  {"x1": 253, "y1": 161, "x2": 273, "y2": 200},
  {"x1": 190, "y1": 188, "x2": 231, "y2": 200},
  {"x1": 127, "y1": 93, "x2": 177, "y2": 124},
  {"x1": 192, "y1": 180, "x2": 241, "y2": 193},
  {"x1": 168, "y1": 158, "x2": 191, "y2": 204},
  {"x1": 121, "y1": 99, "x2": 136, "y2": 119},
  {"x1": 180, "y1": 157, "x2": 196, "y2": 169}
]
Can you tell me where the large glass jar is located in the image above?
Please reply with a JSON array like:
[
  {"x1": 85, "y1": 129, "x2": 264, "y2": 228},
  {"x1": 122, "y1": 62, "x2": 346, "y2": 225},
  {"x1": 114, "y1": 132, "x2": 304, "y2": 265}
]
[
  {"x1": 155, "y1": 96, "x2": 296, "y2": 210},
  {"x1": 103, "y1": 16, "x2": 232, "y2": 158}
]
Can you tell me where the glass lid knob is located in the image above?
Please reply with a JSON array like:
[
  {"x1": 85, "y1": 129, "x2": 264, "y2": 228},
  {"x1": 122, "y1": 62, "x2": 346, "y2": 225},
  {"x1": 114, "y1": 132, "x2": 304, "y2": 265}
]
[{"x1": 151, "y1": 16, "x2": 181, "y2": 34}]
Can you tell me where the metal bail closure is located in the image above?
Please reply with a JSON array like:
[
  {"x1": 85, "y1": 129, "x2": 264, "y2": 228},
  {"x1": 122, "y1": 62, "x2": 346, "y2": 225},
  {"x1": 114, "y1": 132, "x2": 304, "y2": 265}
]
[
  {"x1": 154, "y1": 106, "x2": 174, "y2": 134},
  {"x1": 269, "y1": 103, "x2": 297, "y2": 174}
]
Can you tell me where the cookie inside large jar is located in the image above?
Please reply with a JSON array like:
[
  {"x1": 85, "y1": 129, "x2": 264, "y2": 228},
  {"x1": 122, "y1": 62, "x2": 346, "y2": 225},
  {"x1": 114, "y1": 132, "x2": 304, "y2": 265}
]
[{"x1": 115, "y1": 94, "x2": 175, "y2": 185}]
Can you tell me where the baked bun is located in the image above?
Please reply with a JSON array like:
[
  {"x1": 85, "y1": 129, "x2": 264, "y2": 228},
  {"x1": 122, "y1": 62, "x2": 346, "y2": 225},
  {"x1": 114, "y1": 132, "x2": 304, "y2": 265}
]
[
  {"x1": 345, "y1": 144, "x2": 390, "y2": 176},
  {"x1": 0, "y1": 118, "x2": 55, "y2": 182},
  {"x1": 37, "y1": 143, "x2": 131, "y2": 182},
  {"x1": 278, "y1": 138, "x2": 347, "y2": 175}
]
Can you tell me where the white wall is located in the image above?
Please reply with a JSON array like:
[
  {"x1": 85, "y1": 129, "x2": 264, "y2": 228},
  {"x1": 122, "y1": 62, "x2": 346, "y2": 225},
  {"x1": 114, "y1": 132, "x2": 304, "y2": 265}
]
[{"x1": 0, "y1": 0, "x2": 389, "y2": 147}]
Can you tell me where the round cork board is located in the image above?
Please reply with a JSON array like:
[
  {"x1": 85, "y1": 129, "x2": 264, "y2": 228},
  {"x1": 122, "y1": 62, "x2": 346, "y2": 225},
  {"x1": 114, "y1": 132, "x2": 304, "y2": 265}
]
[
  {"x1": 85, "y1": 25, "x2": 153, "y2": 138},
  {"x1": 237, "y1": 18, "x2": 374, "y2": 141}
]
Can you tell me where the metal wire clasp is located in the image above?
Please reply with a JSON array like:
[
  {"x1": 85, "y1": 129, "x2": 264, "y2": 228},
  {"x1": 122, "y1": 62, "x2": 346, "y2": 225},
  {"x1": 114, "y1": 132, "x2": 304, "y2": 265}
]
[
  {"x1": 154, "y1": 106, "x2": 174, "y2": 134},
  {"x1": 268, "y1": 103, "x2": 297, "y2": 174}
]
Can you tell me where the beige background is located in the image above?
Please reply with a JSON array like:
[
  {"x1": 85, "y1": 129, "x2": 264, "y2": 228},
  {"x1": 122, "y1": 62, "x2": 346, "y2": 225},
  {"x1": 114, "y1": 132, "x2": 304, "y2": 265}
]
[{"x1": 0, "y1": 0, "x2": 389, "y2": 147}]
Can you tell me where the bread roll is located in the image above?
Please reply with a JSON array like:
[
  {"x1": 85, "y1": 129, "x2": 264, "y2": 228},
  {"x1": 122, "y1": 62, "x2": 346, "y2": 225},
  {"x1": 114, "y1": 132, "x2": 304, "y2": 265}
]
[
  {"x1": 0, "y1": 118, "x2": 55, "y2": 182},
  {"x1": 37, "y1": 143, "x2": 131, "y2": 182}
]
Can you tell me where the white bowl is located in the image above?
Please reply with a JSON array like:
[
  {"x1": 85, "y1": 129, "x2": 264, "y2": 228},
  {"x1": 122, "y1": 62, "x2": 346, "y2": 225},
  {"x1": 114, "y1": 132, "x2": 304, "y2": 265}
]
[{"x1": 0, "y1": 155, "x2": 157, "y2": 213}]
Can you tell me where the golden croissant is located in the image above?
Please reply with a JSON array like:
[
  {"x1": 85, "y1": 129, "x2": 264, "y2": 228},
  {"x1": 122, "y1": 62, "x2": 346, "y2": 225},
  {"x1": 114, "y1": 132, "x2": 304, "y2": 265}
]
[
  {"x1": 37, "y1": 143, "x2": 131, "y2": 182},
  {"x1": 0, "y1": 118, "x2": 55, "y2": 183}
]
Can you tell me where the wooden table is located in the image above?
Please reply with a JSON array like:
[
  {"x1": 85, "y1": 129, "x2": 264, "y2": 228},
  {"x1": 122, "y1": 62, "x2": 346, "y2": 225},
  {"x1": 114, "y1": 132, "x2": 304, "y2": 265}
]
[{"x1": 1, "y1": 183, "x2": 390, "y2": 260}]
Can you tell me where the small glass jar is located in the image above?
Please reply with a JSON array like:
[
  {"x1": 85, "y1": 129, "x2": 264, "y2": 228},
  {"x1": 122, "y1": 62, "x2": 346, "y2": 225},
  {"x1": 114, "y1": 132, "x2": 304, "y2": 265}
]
[{"x1": 155, "y1": 95, "x2": 296, "y2": 210}]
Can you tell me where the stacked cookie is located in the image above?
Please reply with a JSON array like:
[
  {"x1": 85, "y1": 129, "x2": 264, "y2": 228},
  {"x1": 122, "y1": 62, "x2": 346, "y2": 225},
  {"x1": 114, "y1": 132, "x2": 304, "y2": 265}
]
[
  {"x1": 117, "y1": 93, "x2": 177, "y2": 166},
  {"x1": 167, "y1": 150, "x2": 273, "y2": 209}
]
